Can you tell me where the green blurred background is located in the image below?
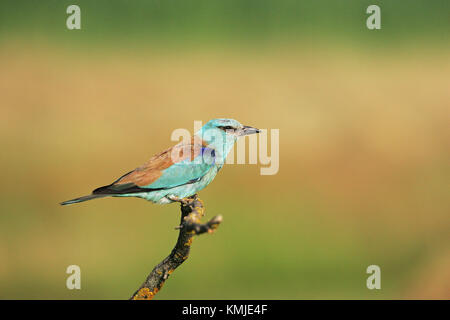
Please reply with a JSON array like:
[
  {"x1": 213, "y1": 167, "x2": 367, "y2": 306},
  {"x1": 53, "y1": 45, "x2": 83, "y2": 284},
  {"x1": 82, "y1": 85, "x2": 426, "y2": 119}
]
[{"x1": 0, "y1": 1, "x2": 449, "y2": 299}]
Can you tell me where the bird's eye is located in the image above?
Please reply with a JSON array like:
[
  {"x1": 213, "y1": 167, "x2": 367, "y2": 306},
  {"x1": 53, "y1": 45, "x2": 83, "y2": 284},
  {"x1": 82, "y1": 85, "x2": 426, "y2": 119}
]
[{"x1": 219, "y1": 126, "x2": 234, "y2": 131}]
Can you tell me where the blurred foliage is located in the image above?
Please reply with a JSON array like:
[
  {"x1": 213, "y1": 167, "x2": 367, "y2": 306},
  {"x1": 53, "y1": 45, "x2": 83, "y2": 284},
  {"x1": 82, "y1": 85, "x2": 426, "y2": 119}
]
[
  {"x1": 0, "y1": 1, "x2": 449, "y2": 299},
  {"x1": 0, "y1": 0, "x2": 449, "y2": 47}
]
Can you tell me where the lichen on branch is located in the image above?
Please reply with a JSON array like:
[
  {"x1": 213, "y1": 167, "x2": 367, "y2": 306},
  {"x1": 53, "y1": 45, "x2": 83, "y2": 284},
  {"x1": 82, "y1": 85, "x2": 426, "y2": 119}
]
[{"x1": 130, "y1": 195, "x2": 222, "y2": 300}]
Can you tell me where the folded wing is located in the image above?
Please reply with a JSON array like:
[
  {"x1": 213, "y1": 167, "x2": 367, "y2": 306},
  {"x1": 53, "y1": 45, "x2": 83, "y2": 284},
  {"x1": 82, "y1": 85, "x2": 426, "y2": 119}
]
[{"x1": 93, "y1": 139, "x2": 215, "y2": 195}]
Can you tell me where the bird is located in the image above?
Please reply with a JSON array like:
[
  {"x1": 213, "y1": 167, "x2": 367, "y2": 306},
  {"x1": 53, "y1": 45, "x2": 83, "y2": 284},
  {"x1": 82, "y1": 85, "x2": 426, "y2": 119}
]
[{"x1": 60, "y1": 119, "x2": 259, "y2": 206}]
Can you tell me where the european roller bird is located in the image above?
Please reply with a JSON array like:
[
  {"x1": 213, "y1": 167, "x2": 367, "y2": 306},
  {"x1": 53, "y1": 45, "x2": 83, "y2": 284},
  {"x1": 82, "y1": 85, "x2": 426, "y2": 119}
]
[{"x1": 61, "y1": 119, "x2": 259, "y2": 205}]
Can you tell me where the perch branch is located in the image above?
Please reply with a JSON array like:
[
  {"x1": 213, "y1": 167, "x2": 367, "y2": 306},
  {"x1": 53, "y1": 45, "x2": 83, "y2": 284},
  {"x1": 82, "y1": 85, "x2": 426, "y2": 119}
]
[{"x1": 130, "y1": 194, "x2": 222, "y2": 300}]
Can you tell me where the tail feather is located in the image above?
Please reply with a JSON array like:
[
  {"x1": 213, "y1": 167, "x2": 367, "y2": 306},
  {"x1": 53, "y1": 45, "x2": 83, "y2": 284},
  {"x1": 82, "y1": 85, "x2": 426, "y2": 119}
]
[{"x1": 60, "y1": 194, "x2": 107, "y2": 206}]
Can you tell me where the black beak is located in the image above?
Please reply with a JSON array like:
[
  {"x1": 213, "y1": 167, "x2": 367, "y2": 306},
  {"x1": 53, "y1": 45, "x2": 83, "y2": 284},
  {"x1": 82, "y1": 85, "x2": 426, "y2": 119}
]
[{"x1": 240, "y1": 125, "x2": 260, "y2": 136}]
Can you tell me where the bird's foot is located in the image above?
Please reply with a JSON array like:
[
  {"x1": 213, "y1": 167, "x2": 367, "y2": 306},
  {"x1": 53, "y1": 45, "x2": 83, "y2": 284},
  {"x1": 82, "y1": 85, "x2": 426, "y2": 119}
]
[{"x1": 167, "y1": 194, "x2": 197, "y2": 205}]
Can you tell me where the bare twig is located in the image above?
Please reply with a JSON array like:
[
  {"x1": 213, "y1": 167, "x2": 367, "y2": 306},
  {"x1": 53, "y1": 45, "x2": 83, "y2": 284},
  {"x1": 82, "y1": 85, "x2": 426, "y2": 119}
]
[{"x1": 130, "y1": 194, "x2": 223, "y2": 300}]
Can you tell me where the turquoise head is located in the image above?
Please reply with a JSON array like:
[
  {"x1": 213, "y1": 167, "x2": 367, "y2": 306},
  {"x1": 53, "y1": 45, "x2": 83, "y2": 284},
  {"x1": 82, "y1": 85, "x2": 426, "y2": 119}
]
[{"x1": 196, "y1": 118, "x2": 259, "y2": 163}]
